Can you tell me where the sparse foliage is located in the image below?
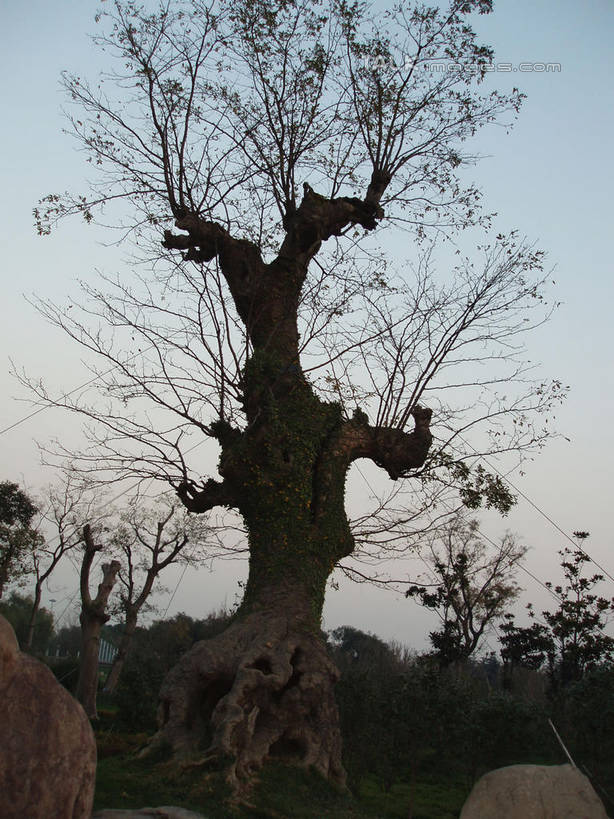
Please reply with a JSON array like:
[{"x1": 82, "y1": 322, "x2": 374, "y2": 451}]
[
  {"x1": 499, "y1": 535, "x2": 614, "y2": 689},
  {"x1": 543, "y1": 540, "x2": 614, "y2": 685},
  {"x1": 407, "y1": 513, "x2": 526, "y2": 665}
]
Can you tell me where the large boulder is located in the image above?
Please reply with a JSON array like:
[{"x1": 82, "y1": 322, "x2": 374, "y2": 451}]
[
  {"x1": 0, "y1": 614, "x2": 96, "y2": 819},
  {"x1": 460, "y1": 763, "x2": 608, "y2": 819},
  {"x1": 92, "y1": 809, "x2": 207, "y2": 818}
]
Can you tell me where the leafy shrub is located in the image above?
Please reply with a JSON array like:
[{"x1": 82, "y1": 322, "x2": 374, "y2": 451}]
[{"x1": 46, "y1": 655, "x2": 80, "y2": 691}]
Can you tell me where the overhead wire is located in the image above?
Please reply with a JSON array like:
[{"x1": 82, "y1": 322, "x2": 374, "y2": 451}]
[
  {"x1": 353, "y1": 451, "x2": 612, "y2": 653},
  {"x1": 5, "y1": 318, "x2": 612, "y2": 625},
  {"x1": 455, "y1": 432, "x2": 614, "y2": 585},
  {"x1": 1, "y1": 328, "x2": 187, "y2": 437}
]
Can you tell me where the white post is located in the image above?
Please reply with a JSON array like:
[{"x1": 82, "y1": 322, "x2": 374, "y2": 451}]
[{"x1": 548, "y1": 718, "x2": 576, "y2": 768}]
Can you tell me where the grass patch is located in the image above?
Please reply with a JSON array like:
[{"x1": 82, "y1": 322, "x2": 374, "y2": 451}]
[
  {"x1": 94, "y1": 753, "x2": 357, "y2": 818},
  {"x1": 94, "y1": 735, "x2": 472, "y2": 819},
  {"x1": 358, "y1": 775, "x2": 470, "y2": 818},
  {"x1": 96, "y1": 730, "x2": 149, "y2": 760},
  {"x1": 248, "y1": 762, "x2": 370, "y2": 817},
  {"x1": 94, "y1": 753, "x2": 236, "y2": 816}
]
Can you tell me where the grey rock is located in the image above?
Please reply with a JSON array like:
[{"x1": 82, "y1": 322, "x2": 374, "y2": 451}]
[
  {"x1": 460, "y1": 763, "x2": 608, "y2": 819},
  {"x1": 0, "y1": 615, "x2": 97, "y2": 819},
  {"x1": 92, "y1": 809, "x2": 207, "y2": 818}
]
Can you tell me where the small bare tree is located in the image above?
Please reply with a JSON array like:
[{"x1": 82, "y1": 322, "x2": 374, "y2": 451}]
[
  {"x1": 407, "y1": 513, "x2": 526, "y2": 665},
  {"x1": 24, "y1": 476, "x2": 95, "y2": 650},
  {"x1": 104, "y1": 494, "x2": 216, "y2": 693}
]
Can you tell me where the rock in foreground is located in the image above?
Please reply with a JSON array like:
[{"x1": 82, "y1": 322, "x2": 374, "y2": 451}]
[
  {"x1": 93, "y1": 809, "x2": 207, "y2": 818},
  {"x1": 0, "y1": 615, "x2": 96, "y2": 819},
  {"x1": 460, "y1": 763, "x2": 608, "y2": 819}
]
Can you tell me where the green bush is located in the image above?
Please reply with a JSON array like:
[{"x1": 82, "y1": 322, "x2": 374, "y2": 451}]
[{"x1": 46, "y1": 655, "x2": 80, "y2": 691}]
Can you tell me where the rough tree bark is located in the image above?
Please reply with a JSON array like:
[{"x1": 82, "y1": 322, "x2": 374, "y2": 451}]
[
  {"x1": 75, "y1": 525, "x2": 120, "y2": 720},
  {"x1": 147, "y1": 185, "x2": 433, "y2": 788}
]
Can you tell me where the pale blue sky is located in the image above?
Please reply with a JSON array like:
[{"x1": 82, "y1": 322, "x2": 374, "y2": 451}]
[{"x1": 1, "y1": 0, "x2": 613, "y2": 649}]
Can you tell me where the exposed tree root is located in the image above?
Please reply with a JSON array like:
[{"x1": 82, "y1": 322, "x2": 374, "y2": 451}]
[{"x1": 145, "y1": 609, "x2": 346, "y2": 792}]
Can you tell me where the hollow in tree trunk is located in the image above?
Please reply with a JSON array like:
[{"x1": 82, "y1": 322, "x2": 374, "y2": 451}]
[{"x1": 154, "y1": 580, "x2": 345, "y2": 790}]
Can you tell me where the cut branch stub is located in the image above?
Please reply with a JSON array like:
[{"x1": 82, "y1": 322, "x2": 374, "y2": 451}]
[
  {"x1": 279, "y1": 183, "x2": 385, "y2": 263},
  {"x1": 176, "y1": 478, "x2": 235, "y2": 513},
  {"x1": 89, "y1": 559, "x2": 121, "y2": 620},
  {"x1": 339, "y1": 405, "x2": 433, "y2": 480}
]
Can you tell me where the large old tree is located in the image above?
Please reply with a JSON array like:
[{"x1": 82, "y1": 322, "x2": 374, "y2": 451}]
[{"x1": 30, "y1": 0, "x2": 563, "y2": 788}]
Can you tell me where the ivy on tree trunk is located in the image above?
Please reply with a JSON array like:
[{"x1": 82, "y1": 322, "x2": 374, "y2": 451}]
[{"x1": 148, "y1": 176, "x2": 433, "y2": 783}]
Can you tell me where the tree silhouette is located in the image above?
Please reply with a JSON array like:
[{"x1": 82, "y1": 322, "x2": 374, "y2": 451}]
[
  {"x1": 500, "y1": 535, "x2": 614, "y2": 689},
  {"x1": 407, "y1": 514, "x2": 526, "y2": 666},
  {"x1": 104, "y1": 493, "x2": 216, "y2": 693},
  {"x1": 0, "y1": 482, "x2": 41, "y2": 599},
  {"x1": 26, "y1": 0, "x2": 564, "y2": 788}
]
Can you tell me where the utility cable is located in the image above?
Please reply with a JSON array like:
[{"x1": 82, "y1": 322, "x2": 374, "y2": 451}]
[
  {"x1": 162, "y1": 561, "x2": 191, "y2": 619},
  {"x1": 456, "y1": 433, "x2": 614, "y2": 585},
  {"x1": 1, "y1": 329, "x2": 186, "y2": 437}
]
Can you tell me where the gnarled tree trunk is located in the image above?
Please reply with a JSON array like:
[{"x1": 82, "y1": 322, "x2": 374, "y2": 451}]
[
  {"x1": 148, "y1": 347, "x2": 431, "y2": 789},
  {"x1": 146, "y1": 184, "x2": 432, "y2": 789},
  {"x1": 153, "y1": 582, "x2": 345, "y2": 790}
]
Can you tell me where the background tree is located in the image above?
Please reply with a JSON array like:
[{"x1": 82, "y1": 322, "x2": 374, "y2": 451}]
[
  {"x1": 104, "y1": 493, "x2": 216, "y2": 693},
  {"x1": 0, "y1": 481, "x2": 42, "y2": 598},
  {"x1": 329, "y1": 626, "x2": 416, "y2": 791},
  {"x1": 50, "y1": 622, "x2": 82, "y2": 658},
  {"x1": 75, "y1": 524, "x2": 121, "y2": 719},
  {"x1": 543, "y1": 538, "x2": 614, "y2": 687},
  {"x1": 499, "y1": 607, "x2": 553, "y2": 690},
  {"x1": 0, "y1": 591, "x2": 55, "y2": 654},
  {"x1": 25, "y1": 0, "x2": 564, "y2": 788},
  {"x1": 23, "y1": 476, "x2": 93, "y2": 649},
  {"x1": 499, "y1": 535, "x2": 614, "y2": 689},
  {"x1": 407, "y1": 514, "x2": 526, "y2": 666}
]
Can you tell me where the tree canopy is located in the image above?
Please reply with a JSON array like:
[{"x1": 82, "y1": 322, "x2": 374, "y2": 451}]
[
  {"x1": 0, "y1": 481, "x2": 42, "y2": 599},
  {"x1": 29, "y1": 0, "x2": 562, "y2": 571},
  {"x1": 406, "y1": 513, "x2": 525, "y2": 665}
]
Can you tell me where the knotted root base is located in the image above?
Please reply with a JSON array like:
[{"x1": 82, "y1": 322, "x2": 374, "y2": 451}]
[{"x1": 145, "y1": 610, "x2": 346, "y2": 791}]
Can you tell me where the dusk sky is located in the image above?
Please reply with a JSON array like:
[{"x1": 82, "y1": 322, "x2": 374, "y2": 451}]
[{"x1": 1, "y1": 0, "x2": 613, "y2": 651}]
